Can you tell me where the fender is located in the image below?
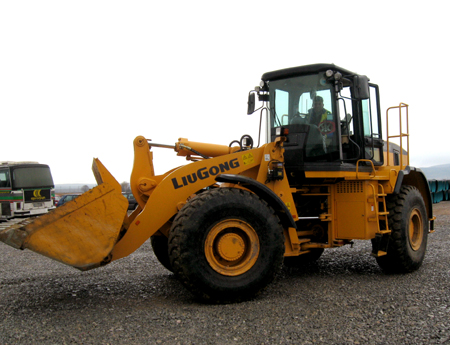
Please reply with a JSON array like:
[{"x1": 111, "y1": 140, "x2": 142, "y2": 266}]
[
  {"x1": 394, "y1": 166, "x2": 434, "y2": 230},
  {"x1": 216, "y1": 174, "x2": 297, "y2": 230}
]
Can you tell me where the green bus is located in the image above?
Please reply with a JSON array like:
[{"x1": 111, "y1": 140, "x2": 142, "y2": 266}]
[{"x1": 0, "y1": 161, "x2": 55, "y2": 220}]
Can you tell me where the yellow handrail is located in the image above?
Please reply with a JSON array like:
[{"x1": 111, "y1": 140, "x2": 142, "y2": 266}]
[
  {"x1": 386, "y1": 103, "x2": 409, "y2": 169},
  {"x1": 356, "y1": 159, "x2": 376, "y2": 179}
]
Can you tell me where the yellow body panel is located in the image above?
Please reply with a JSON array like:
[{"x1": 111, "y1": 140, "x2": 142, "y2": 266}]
[{"x1": 334, "y1": 181, "x2": 379, "y2": 240}]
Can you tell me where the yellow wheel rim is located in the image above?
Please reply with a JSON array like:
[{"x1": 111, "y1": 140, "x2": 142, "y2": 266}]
[
  {"x1": 205, "y1": 219, "x2": 260, "y2": 276},
  {"x1": 409, "y1": 209, "x2": 423, "y2": 251}
]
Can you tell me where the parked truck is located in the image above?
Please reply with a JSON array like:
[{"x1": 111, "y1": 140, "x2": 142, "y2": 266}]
[{"x1": 0, "y1": 64, "x2": 434, "y2": 302}]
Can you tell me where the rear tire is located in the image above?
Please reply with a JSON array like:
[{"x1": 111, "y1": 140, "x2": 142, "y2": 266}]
[
  {"x1": 168, "y1": 188, "x2": 285, "y2": 303},
  {"x1": 375, "y1": 185, "x2": 428, "y2": 273},
  {"x1": 150, "y1": 236, "x2": 173, "y2": 272}
]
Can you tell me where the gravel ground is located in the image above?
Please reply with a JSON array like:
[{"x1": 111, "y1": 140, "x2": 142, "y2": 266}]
[{"x1": 1, "y1": 203, "x2": 450, "y2": 345}]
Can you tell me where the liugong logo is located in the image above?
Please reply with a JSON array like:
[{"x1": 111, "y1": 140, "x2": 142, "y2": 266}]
[{"x1": 172, "y1": 158, "x2": 240, "y2": 189}]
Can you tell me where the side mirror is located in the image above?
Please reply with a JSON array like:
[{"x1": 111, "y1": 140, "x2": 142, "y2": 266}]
[
  {"x1": 247, "y1": 93, "x2": 255, "y2": 115},
  {"x1": 353, "y1": 75, "x2": 370, "y2": 100}
]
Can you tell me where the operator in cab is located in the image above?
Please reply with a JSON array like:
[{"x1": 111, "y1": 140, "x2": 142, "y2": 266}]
[{"x1": 307, "y1": 95, "x2": 332, "y2": 126}]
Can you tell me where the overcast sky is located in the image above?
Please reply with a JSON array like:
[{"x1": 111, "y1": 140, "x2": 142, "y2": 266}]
[{"x1": 1, "y1": 1, "x2": 448, "y2": 184}]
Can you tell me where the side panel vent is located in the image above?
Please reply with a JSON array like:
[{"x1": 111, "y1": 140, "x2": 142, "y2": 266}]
[{"x1": 336, "y1": 181, "x2": 363, "y2": 194}]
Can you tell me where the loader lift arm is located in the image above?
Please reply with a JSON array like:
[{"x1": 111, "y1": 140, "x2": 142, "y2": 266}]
[{"x1": 0, "y1": 135, "x2": 298, "y2": 272}]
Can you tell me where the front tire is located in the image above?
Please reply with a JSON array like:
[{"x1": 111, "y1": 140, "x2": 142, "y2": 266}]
[
  {"x1": 375, "y1": 185, "x2": 428, "y2": 273},
  {"x1": 168, "y1": 188, "x2": 285, "y2": 303}
]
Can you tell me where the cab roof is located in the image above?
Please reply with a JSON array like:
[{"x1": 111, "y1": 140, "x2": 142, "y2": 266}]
[{"x1": 261, "y1": 63, "x2": 358, "y2": 82}]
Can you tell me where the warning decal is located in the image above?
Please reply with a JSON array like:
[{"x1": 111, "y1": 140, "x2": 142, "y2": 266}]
[{"x1": 242, "y1": 153, "x2": 255, "y2": 165}]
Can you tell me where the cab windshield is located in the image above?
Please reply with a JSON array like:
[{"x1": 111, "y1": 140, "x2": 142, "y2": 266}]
[{"x1": 268, "y1": 73, "x2": 339, "y2": 159}]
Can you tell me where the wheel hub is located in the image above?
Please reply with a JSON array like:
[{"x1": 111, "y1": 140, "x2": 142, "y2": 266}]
[
  {"x1": 205, "y1": 219, "x2": 260, "y2": 276},
  {"x1": 409, "y1": 209, "x2": 423, "y2": 251},
  {"x1": 217, "y1": 233, "x2": 245, "y2": 261}
]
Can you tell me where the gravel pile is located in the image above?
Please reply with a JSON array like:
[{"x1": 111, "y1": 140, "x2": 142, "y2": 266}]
[{"x1": 1, "y1": 203, "x2": 449, "y2": 344}]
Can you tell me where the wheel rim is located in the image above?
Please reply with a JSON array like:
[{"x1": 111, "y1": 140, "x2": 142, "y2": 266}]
[
  {"x1": 409, "y1": 209, "x2": 424, "y2": 251},
  {"x1": 205, "y1": 219, "x2": 260, "y2": 276}
]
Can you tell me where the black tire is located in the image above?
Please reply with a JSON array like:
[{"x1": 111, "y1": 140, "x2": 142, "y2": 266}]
[
  {"x1": 375, "y1": 185, "x2": 428, "y2": 273},
  {"x1": 150, "y1": 236, "x2": 173, "y2": 272},
  {"x1": 283, "y1": 248, "x2": 324, "y2": 267},
  {"x1": 168, "y1": 188, "x2": 285, "y2": 303}
]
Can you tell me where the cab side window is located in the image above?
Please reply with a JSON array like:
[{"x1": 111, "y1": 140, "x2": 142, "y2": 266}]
[
  {"x1": 339, "y1": 86, "x2": 354, "y2": 139},
  {"x1": 274, "y1": 89, "x2": 289, "y2": 125},
  {"x1": 362, "y1": 85, "x2": 383, "y2": 163},
  {"x1": 362, "y1": 86, "x2": 380, "y2": 138}
]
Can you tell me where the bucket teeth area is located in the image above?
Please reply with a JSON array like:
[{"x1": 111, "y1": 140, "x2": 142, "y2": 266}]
[{"x1": 0, "y1": 183, "x2": 128, "y2": 270}]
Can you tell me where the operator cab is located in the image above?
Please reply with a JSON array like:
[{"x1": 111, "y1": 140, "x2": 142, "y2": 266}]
[{"x1": 248, "y1": 64, "x2": 383, "y2": 181}]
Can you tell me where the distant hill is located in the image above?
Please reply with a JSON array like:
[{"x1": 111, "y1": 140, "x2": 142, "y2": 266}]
[
  {"x1": 55, "y1": 183, "x2": 97, "y2": 194},
  {"x1": 419, "y1": 164, "x2": 450, "y2": 180},
  {"x1": 55, "y1": 183, "x2": 132, "y2": 194}
]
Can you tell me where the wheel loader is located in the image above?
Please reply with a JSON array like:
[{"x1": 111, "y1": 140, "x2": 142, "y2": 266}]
[{"x1": 0, "y1": 63, "x2": 434, "y2": 303}]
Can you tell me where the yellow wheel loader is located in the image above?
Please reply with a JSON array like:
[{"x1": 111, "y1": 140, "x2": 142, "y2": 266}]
[{"x1": 0, "y1": 64, "x2": 434, "y2": 303}]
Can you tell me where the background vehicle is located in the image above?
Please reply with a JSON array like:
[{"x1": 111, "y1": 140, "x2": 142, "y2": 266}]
[
  {"x1": 0, "y1": 161, "x2": 55, "y2": 220},
  {"x1": 56, "y1": 194, "x2": 81, "y2": 207},
  {"x1": 122, "y1": 192, "x2": 138, "y2": 210},
  {"x1": 0, "y1": 64, "x2": 434, "y2": 303}
]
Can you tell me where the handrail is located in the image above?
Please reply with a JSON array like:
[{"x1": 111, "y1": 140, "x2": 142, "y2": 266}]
[
  {"x1": 356, "y1": 159, "x2": 376, "y2": 179},
  {"x1": 386, "y1": 103, "x2": 409, "y2": 169}
]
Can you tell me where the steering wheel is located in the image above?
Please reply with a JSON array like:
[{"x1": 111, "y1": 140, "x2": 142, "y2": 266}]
[{"x1": 318, "y1": 120, "x2": 336, "y2": 135}]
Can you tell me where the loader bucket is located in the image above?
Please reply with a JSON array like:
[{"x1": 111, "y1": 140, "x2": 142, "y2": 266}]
[{"x1": 0, "y1": 163, "x2": 129, "y2": 271}]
